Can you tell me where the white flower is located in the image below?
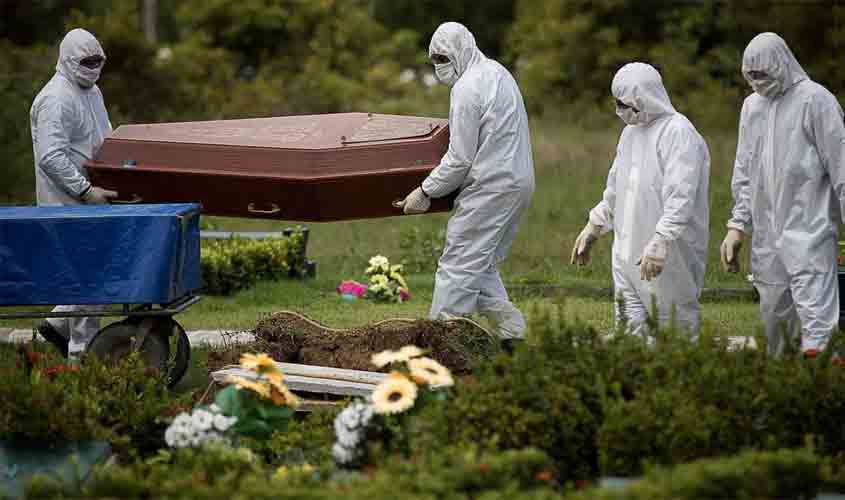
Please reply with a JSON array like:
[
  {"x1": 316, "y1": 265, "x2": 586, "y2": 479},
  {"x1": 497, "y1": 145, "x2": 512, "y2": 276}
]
[
  {"x1": 209, "y1": 404, "x2": 222, "y2": 413},
  {"x1": 171, "y1": 413, "x2": 192, "y2": 432},
  {"x1": 370, "y1": 274, "x2": 389, "y2": 287},
  {"x1": 192, "y1": 409, "x2": 214, "y2": 432},
  {"x1": 335, "y1": 426, "x2": 361, "y2": 448},
  {"x1": 369, "y1": 255, "x2": 389, "y2": 268},
  {"x1": 213, "y1": 413, "x2": 237, "y2": 432},
  {"x1": 332, "y1": 443, "x2": 360, "y2": 466}
]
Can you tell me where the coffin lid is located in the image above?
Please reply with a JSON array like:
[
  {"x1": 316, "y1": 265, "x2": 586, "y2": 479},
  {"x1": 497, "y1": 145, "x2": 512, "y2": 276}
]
[{"x1": 105, "y1": 113, "x2": 447, "y2": 150}]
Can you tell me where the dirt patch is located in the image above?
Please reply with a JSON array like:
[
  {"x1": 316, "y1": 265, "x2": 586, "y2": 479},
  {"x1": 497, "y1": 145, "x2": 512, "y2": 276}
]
[{"x1": 206, "y1": 311, "x2": 498, "y2": 375}]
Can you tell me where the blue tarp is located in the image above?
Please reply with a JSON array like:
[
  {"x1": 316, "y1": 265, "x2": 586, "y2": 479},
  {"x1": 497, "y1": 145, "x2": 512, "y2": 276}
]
[{"x1": 0, "y1": 204, "x2": 202, "y2": 306}]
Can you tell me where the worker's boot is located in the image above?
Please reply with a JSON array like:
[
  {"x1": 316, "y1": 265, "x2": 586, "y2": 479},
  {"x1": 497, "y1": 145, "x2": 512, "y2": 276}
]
[
  {"x1": 37, "y1": 321, "x2": 69, "y2": 358},
  {"x1": 500, "y1": 337, "x2": 525, "y2": 354}
]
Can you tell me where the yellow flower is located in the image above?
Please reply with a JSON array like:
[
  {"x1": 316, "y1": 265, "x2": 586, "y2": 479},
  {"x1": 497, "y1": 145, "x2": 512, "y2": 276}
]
[
  {"x1": 275, "y1": 463, "x2": 314, "y2": 479},
  {"x1": 269, "y1": 378, "x2": 300, "y2": 408},
  {"x1": 225, "y1": 375, "x2": 270, "y2": 398},
  {"x1": 372, "y1": 372, "x2": 418, "y2": 415},
  {"x1": 240, "y1": 353, "x2": 281, "y2": 377},
  {"x1": 371, "y1": 345, "x2": 423, "y2": 368},
  {"x1": 397, "y1": 345, "x2": 424, "y2": 360},
  {"x1": 408, "y1": 357, "x2": 454, "y2": 388}
]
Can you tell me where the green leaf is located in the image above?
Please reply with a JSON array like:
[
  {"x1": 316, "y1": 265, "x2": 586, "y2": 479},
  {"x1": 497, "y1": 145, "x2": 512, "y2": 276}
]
[{"x1": 214, "y1": 386, "x2": 242, "y2": 417}]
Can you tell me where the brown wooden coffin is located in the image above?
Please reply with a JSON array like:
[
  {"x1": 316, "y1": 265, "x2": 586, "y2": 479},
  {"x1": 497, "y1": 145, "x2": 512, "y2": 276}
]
[{"x1": 85, "y1": 113, "x2": 453, "y2": 222}]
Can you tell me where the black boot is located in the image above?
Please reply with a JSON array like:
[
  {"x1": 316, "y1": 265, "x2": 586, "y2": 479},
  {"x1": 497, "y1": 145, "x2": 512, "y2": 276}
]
[
  {"x1": 37, "y1": 321, "x2": 68, "y2": 358},
  {"x1": 500, "y1": 338, "x2": 524, "y2": 354}
]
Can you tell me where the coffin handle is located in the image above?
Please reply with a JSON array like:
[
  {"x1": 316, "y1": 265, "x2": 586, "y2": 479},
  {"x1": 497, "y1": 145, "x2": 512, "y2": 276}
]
[
  {"x1": 248, "y1": 203, "x2": 282, "y2": 215},
  {"x1": 111, "y1": 194, "x2": 143, "y2": 204},
  {"x1": 391, "y1": 199, "x2": 404, "y2": 209}
]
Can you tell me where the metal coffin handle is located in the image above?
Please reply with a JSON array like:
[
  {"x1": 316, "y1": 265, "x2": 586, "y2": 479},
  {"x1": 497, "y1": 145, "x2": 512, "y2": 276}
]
[
  {"x1": 111, "y1": 194, "x2": 143, "y2": 204},
  {"x1": 248, "y1": 203, "x2": 282, "y2": 215},
  {"x1": 392, "y1": 199, "x2": 404, "y2": 209}
]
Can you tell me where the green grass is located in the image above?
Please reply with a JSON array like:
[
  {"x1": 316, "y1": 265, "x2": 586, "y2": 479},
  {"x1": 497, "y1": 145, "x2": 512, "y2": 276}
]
[{"x1": 1, "y1": 120, "x2": 759, "y2": 336}]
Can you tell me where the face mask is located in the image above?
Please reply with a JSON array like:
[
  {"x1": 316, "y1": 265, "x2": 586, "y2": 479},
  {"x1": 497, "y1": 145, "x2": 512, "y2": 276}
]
[
  {"x1": 749, "y1": 77, "x2": 782, "y2": 99},
  {"x1": 74, "y1": 64, "x2": 101, "y2": 88},
  {"x1": 616, "y1": 106, "x2": 641, "y2": 126},
  {"x1": 434, "y1": 62, "x2": 458, "y2": 86}
]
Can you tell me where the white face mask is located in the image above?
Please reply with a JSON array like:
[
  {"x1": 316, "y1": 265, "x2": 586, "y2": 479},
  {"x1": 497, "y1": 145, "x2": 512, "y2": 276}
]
[
  {"x1": 616, "y1": 106, "x2": 641, "y2": 126},
  {"x1": 434, "y1": 62, "x2": 458, "y2": 86},
  {"x1": 749, "y1": 76, "x2": 782, "y2": 99},
  {"x1": 74, "y1": 64, "x2": 102, "y2": 88}
]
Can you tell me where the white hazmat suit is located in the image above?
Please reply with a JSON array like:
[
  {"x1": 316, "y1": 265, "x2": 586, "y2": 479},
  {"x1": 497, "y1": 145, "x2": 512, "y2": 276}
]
[
  {"x1": 402, "y1": 22, "x2": 535, "y2": 340},
  {"x1": 30, "y1": 28, "x2": 113, "y2": 356},
  {"x1": 580, "y1": 63, "x2": 710, "y2": 339},
  {"x1": 724, "y1": 33, "x2": 845, "y2": 356}
]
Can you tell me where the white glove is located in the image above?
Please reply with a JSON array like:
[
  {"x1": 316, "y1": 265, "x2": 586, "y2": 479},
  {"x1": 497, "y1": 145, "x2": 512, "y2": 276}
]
[
  {"x1": 82, "y1": 186, "x2": 118, "y2": 205},
  {"x1": 570, "y1": 222, "x2": 602, "y2": 265},
  {"x1": 720, "y1": 228, "x2": 745, "y2": 273},
  {"x1": 639, "y1": 235, "x2": 668, "y2": 281},
  {"x1": 397, "y1": 187, "x2": 430, "y2": 215}
]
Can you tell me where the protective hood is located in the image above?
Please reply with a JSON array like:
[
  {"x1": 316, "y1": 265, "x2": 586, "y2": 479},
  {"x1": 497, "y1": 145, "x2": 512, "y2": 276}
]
[
  {"x1": 742, "y1": 33, "x2": 807, "y2": 99},
  {"x1": 56, "y1": 28, "x2": 106, "y2": 89},
  {"x1": 428, "y1": 22, "x2": 485, "y2": 82},
  {"x1": 611, "y1": 63, "x2": 676, "y2": 126}
]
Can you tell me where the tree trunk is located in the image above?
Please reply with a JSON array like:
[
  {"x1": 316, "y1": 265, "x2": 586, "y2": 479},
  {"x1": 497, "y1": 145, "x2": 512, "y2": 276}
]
[{"x1": 140, "y1": 0, "x2": 157, "y2": 44}]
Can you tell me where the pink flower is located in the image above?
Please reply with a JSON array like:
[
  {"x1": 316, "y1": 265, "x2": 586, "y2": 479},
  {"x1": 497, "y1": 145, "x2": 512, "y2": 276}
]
[
  {"x1": 337, "y1": 280, "x2": 368, "y2": 298},
  {"x1": 399, "y1": 288, "x2": 410, "y2": 302}
]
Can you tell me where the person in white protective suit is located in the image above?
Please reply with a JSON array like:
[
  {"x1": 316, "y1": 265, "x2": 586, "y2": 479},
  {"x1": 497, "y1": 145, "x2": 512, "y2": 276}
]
[
  {"x1": 721, "y1": 33, "x2": 845, "y2": 357},
  {"x1": 571, "y1": 63, "x2": 710, "y2": 340},
  {"x1": 397, "y1": 22, "x2": 535, "y2": 351},
  {"x1": 30, "y1": 28, "x2": 117, "y2": 358}
]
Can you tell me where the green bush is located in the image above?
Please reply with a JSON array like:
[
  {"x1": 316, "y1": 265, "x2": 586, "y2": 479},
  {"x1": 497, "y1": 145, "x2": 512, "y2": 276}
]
[
  {"x1": 0, "y1": 344, "x2": 190, "y2": 459},
  {"x1": 417, "y1": 314, "x2": 605, "y2": 483},
  {"x1": 567, "y1": 448, "x2": 820, "y2": 500},
  {"x1": 26, "y1": 443, "x2": 559, "y2": 500},
  {"x1": 200, "y1": 231, "x2": 306, "y2": 295}
]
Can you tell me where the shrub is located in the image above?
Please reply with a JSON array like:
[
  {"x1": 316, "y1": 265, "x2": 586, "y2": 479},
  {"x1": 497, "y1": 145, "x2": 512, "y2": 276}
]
[
  {"x1": 417, "y1": 315, "x2": 605, "y2": 482},
  {"x1": 0, "y1": 344, "x2": 191, "y2": 459},
  {"x1": 200, "y1": 231, "x2": 306, "y2": 295},
  {"x1": 567, "y1": 448, "x2": 821, "y2": 500}
]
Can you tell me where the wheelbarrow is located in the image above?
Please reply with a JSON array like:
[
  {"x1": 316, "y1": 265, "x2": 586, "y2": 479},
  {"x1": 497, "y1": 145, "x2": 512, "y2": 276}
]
[{"x1": 0, "y1": 203, "x2": 203, "y2": 387}]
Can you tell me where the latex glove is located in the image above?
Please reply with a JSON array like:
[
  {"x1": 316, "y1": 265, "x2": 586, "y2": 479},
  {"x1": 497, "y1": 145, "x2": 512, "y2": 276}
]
[
  {"x1": 639, "y1": 236, "x2": 668, "y2": 281},
  {"x1": 720, "y1": 229, "x2": 745, "y2": 273},
  {"x1": 82, "y1": 186, "x2": 118, "y2": 205},
  {"x1": 397, "y1": 187, "x2": 430, "y2": 214},
  {"x1": 570, "y1": 222, "x2": 602, "y2": 265}
]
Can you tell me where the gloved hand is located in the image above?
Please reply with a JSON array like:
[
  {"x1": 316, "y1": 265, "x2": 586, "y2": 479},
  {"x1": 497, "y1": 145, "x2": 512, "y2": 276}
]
[
  {"x1": 570, "y1": 222, "x2": 602, "y2": 265},
  {"x1": 82, "y1": 186, "x2": 118, "y2": 205},
  {"x1": 720, "y1": 228, "x2": 745, "y2": 273},
  {"x1": 397, "y1": 187, "x2": 430, "y2": 214},
  {"x1": 639, "y1": 235, "x2": 668, "y2": 281}
]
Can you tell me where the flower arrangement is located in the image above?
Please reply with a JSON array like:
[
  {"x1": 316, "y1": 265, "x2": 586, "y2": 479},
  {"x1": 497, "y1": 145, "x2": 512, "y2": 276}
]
[
  {"x1": 332, "y1": 345, "x2": 453, "y2": 468},
  {"x1": 164, "y1": 405, "x2": 237, "y2": 449},
  {"x1": 336, "y1": 255, "x2": 411, "y2": 303},
  {"x1": 164, "y1": 353, "x2": 299, "y2": 448}
]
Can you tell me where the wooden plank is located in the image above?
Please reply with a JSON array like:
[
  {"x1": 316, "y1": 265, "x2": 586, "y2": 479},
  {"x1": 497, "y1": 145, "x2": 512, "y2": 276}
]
[
  {"x1": 211, "y1": 368, "x2": 378, "y2": 397},
  {"x1": 275, "y1": 362, "x2": 386, "y2": 385}
]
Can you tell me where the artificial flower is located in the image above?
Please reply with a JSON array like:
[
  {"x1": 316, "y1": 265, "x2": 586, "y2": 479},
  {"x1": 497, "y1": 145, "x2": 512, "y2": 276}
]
[
  {"x1": 240, "y1": 353, "x2": 281, "y2": 377},
  {"x1": 372, "y1": 372, "x2": 418, "y2": 415},
  {"x1": 408, "y1": 357, "x2": 454, "y2": 387},
  {"x1": 225, "y1": 375, "x2": 270, "y2": 398}
]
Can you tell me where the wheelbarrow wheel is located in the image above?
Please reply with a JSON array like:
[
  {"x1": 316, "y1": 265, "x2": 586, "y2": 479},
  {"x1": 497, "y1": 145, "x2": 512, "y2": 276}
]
[
  {"x1": 86, "y1": 318, "x2": 170, "y2": 374},
  {"x1": 86, "y1": 317, "x2": 191, "y2": 388},
  {"x1": 153, "y1": 318, "x2": 191, "y2": 388}
]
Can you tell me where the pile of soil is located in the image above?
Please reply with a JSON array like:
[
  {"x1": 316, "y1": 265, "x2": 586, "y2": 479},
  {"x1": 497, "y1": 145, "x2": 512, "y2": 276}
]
[{"x1": 206, "y1": 311, "x2": 498, "y2": 375}]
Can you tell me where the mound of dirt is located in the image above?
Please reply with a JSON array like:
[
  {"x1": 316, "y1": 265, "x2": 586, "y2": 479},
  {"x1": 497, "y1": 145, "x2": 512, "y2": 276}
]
[{"x1": 206, "y1": 311, "x2": 498, "y2": 375}]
